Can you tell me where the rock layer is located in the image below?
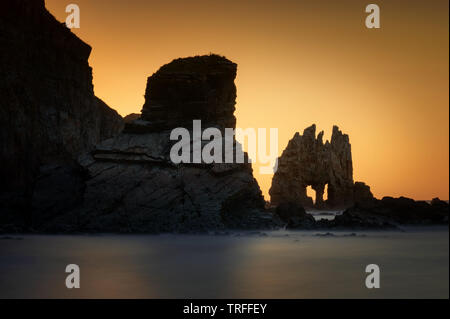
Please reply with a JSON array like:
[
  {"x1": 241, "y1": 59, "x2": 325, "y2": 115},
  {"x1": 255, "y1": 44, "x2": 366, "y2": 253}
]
[
  {"x1": 0, "y1": 0, "x2": 123, "y2": 227},
  {"x1": 269, "y1": 124, "x2": 357, "y2": 209},
  {"x1": 45, "y1": 55, "x2": 276, "y2": 233},
  {"x1": 140, "y1": 55, "x2": 237, "y2": 131}
]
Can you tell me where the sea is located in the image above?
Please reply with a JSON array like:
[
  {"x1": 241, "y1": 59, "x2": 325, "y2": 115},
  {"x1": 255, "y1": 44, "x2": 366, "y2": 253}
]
[{"x1": 0, "y1": 215, "x2": 448, "y2": 299}]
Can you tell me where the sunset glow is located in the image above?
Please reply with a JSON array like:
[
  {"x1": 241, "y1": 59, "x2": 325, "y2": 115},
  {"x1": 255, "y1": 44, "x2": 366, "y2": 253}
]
[{"x1": 46, "y1": 0, "x2": 449, "y2": 200}]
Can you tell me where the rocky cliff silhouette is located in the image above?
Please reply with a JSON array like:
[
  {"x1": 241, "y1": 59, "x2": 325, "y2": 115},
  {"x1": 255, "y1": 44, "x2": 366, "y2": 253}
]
[
  {"x1": 46, "y1": 55, "x2": 275, "y2": 233},
  {"x1": 0, "y1": 0, "x2": 123, "y2": 229},
  {"x1": 0, "y1": 0, "x2": 447, "y2": 233}
]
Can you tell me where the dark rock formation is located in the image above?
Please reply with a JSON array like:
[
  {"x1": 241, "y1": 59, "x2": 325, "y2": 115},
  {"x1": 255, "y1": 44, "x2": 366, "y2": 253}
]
[
  {"x1": 353, "y1": 181, "x2": 375, "y2": 206},
  {"x1": 431, "y1": 197, "x2": 449, "y2": 212},
  {"x1": 220, "y1": 189, "x2": 276, "y2": 229},
  {"x1": 269, "y1": 124, "x2": 355, "y2": 209},
  {"x1": 321, "y1": 196, "x2": 449, "y2": 229},
  {"x1": 274, "y1": 202, "x2": 316, "y2": 229},
  {"x1": 39, "y1": 55, "x2": 277, "y2": 233},
  {"x1": 140, "y1": 55, "x2": 237, "y2": 131},
  {"x1": 1, "y1": 2, "x2": 443, "y2": 233},
  {"x1": 325, "y1": 209, "x2": 398, "y2": 229},
  {"x1": 30, "y1": 163, "x2": 88, "y2": 228},
  {"x1": 123, "y1": 113, "x2": 141, "y2": 123},
  {"x1": 364, "y1": 196, "x2": 448, "y2": 224},
  {"x1": 0, "y1": 0, "x2": 123, "y2": 229}
]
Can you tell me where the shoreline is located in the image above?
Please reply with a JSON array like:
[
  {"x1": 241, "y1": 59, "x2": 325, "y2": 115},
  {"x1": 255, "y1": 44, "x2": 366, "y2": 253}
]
[{"x1": 1, "y1": 224, "x2": 448, "y2": 238}]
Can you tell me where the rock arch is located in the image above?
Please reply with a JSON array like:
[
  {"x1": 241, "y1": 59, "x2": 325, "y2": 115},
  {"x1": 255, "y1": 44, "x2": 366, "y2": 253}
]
[{"x1": 269, "y1": 124, "x2": 355, "y2": 209}]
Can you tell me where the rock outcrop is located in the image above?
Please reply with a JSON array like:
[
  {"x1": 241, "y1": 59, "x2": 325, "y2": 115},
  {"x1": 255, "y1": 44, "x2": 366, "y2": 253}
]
[
  {"x1": 269, "y1": 124, "x2": 356, "y2": 209},
  {"x1": 274, "y1": 202, "x2": 316, "y2": 229},
  {"x1": 40, "y1": 55, "x2": 276, "y2": 233},
  {"x1": 140, "y1": 55, "x2": 237, "y2": 131},
  {"x1": 327, "y1": 197, "x2": 449, "y2": 228},
  {"x1": 1, "y1": 1, "x2": 445, "y2": 233},
  {"x1": 123, "y1": 113, "x2": 141, "y2": 124},
  {"x1": 0, "y1": 0, "x2": 123, "y2": 229},
  {"x1": 352, "y1": 181, "x2": 375, "y2": 206}
]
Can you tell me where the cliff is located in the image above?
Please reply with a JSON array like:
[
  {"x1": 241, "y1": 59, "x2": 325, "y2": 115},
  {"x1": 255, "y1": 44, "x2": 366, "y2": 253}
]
[
  {"x1": 0, "y1": 0, "x2": 123, "y2": 228},
  {"x1": 1, "y1": 1, "x2": 444, "y2": 233},
  {"x1": 36, "y1": 55, "x2": 276, "y2": 233}
]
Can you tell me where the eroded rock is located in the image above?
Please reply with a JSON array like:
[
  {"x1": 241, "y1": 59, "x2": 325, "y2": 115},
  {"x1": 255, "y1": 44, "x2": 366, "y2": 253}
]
[
  {"x1": 140, "y1": 54, "x2": 237, "y2": 131},
  {"x1": 48, "y1": 55, "x2": 278, "y2": 233},
  {"x1": 269, "y1": 124, "x2": 355, "y2": 209}
]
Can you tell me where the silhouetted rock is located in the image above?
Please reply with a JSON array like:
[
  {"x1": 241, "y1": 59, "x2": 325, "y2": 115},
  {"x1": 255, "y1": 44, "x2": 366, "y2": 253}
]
[
  {"x1": 353, "y1": 181, "x2": 375, "y2": 206},
  {"x1": 325, "y1": 196, "x2": 449, "y2": 229},
  {"x1": 31, "y1": 162, "x2": 88, "y2": 228},
  {"x1": 375, "y1": 196, "x2": 448, "y2": 224},
  {"x1": 41, "y1": 55, "x2": 278, "y2": 233},
  {"x1": 0, "y1": 0, "x2": 123, "y2": 229},
  {"x1": 140, "y1": 54, "x2": 237, "y2": 131},
  {"x1": 329, "y1": 209, "x2": 397, "y2": 229},
  {"x1": 123, "y1": 113, "x2": 141, "y2": 123},
  {"x1": 431, "y1": 197, "x2": 449, "y2": 212},
  {"x1": 275, "y1": 202, "x2": 316, "y2": 229},
  {"x1": 270, "y1": 124, "x2": 355, "y2": 209},
  {"x1": 220, "y1": 189, "x2": 276, "y2": 229}
]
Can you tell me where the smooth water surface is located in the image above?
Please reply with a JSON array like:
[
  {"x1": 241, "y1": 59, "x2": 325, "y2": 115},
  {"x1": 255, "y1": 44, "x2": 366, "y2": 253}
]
[{"x1": 0, "y1": 227, "x2": 448, "y2": 298}]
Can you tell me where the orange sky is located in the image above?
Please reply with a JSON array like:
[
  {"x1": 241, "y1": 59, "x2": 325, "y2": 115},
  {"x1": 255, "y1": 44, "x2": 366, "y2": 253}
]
[{"x1": 46, "y1": 0, "x2": 449, "y2": 200}]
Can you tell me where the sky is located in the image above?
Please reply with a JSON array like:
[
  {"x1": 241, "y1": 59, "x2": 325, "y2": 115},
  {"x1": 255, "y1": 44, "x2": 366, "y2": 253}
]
[{"x1": 46, "y1": 0, "x2": 449, "y2": 200}]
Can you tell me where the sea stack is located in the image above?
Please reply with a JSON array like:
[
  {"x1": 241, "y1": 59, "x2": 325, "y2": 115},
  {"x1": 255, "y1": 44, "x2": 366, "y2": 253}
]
[
  {"x1": 53, "y1": 55, "x2": 275, "y2": 233},
  {"x1": 270, "y1": 124, "x2": 365, "y2": 209},
  {"x1": 140, "y1": 55, "x2": 237, "y2": 130}
]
